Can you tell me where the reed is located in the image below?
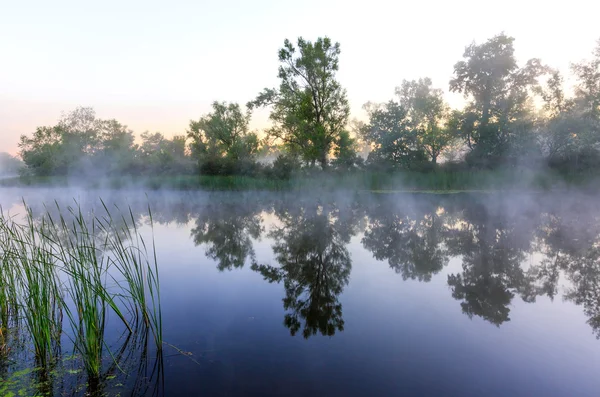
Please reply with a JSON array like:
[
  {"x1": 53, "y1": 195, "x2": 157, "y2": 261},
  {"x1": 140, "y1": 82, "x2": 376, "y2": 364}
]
[
  {"x1": 0, "y1": 199, "x2": 163, "y2": 389},
  {"x1": 0, "y1": 207, "x2": 62, "y2": 368}
]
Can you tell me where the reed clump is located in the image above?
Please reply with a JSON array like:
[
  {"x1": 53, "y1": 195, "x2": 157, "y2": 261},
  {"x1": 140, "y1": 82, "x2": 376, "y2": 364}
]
[{"x1": 0, "y1": 200, "x2": 162, "y2": 384}]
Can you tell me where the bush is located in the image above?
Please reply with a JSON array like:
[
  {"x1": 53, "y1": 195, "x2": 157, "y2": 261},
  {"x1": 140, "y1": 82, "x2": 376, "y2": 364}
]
[{"x1": 268, "y1": 154, "x2": 302, "y2": 180}]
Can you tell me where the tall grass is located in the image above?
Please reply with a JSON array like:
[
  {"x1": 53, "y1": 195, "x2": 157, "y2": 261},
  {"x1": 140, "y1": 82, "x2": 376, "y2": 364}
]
[
  {"x1": 0, "y1": 199, "x2": 163, "y2": 389},
  {"x1": 1, "y1": 208, "x2": 62, "y2": 368},
  {"x1": 101, "y1": 203, "x2": 162, "y2": 348}
]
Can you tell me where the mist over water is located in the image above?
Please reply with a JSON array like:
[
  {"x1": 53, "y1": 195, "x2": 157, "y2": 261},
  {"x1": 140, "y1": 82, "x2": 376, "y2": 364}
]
[{"x1": 1, "y1": 187, "x2": 600, "y2": 396}]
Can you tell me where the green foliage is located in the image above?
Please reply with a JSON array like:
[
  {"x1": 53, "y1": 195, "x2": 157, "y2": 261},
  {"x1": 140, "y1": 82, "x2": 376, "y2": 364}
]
[
  {"x1": 19, "y1": 108, "x2": 138, "y2": 177},
  {"x1": 139, "y1": 132, "x2": 193, "y2": 175},
  {"x1": 572, "y1": 39, "x2": 600, "y2": 118},
  {"x1": 249, "y1": 37, "x2": 350, "y2": 169},
  {"x1": 449, "y1": 33, "x2": 547, "y2": 164},
  {"x1": 269, "y1": 153, "x2": 302, "y2": 180},
  {"x1": 331, "y1": 131, "x2": 362, "y2": 171},
  {"x1": 187, "y1": 101, "x2": 259, "y2": 175},
  {"x1": 360, "y1": 101, "x2": 428, "y2": 170},
  {"x1": 396, "y1": 78, "x2": 455, "y2": 164}
]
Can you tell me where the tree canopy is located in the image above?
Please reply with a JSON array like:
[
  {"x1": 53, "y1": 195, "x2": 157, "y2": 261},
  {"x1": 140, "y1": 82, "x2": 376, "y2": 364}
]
[{"x1": 249, "y1": 37, "x2": 350, "y2": 169}]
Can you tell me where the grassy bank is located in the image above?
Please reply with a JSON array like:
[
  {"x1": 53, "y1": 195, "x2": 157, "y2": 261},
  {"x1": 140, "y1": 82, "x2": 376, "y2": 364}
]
[{"x1": 1, "y1": 169, "x2": 598, "y2": 192}]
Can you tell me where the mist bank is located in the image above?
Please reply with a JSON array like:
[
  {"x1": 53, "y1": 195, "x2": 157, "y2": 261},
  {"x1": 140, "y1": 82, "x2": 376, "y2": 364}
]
[{"x1": 2, "y1": 168, "x2": 599, "y2": 193}]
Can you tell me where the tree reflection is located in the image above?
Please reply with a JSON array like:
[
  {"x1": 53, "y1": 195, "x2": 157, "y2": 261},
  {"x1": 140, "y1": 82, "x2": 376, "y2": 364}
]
[
  {"x1": 252, "y1": 199, "x2": 359, "y2": 338},
  {"x1": 190, "y1": 199, "x2": 264, "y2": 271},
  {"x1": 444, "y1": 197, "x2": 540, "y2": 326},
  {"x1": 530, "y1": 202, "x2": 600, "y2": 337},
  {"x1": 362, "y1": 196, "x2": 449, "y2": 281}
]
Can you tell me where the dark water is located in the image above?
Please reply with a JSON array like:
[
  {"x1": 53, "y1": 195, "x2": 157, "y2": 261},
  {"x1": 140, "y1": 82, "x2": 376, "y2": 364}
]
[{"x1": 2, "y1": 188, "x2": 600, "y2": 396}]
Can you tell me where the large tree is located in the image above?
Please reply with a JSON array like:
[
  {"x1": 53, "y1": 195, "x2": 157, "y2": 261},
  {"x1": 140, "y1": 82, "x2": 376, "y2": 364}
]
[
  {"x1": 249, "y1": 37, "x2": 350, "y2": 169},
  {"x1": 449, "y1": 33, "x2": 546, "y2": 164},
  {"x1": 396, "y1": 78, "x2": 454, "y2": 164}
]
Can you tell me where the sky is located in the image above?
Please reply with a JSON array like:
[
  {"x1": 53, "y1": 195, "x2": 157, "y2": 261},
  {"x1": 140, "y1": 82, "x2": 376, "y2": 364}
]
[{"x1": 1, "y1": 0, "x2": 599, "y2": 155}]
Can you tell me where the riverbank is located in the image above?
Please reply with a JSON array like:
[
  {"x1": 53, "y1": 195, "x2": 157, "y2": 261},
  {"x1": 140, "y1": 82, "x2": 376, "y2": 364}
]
[{"x1": 1, "y1": 169, "x2": 598, "y2": 193}]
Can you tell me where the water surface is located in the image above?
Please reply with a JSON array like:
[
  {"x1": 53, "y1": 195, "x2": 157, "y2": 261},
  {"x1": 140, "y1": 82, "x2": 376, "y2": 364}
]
[{"x1": 2, "y1": 188, "x2": 600, "y2": 396}]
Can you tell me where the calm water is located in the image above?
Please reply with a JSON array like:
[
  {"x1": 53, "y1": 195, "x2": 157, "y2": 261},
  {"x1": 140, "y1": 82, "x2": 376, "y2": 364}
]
[{"x1": 2, "y1": 188, "x2": 600, "y2": 396}]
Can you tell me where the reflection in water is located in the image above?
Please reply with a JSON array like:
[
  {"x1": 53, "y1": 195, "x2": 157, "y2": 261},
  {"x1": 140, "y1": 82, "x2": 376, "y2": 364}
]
[
  {"x1": 444, "y1": 198, "x2": 540, "y2": 326},
  {"x1": 252, "y1": 199, "x2": 359, "y2": 338},
  {"x1": 531, "y1": 203, "x2": 600, "y2": 337},
  {"x1": 190, "y1": 198, "x2": 264, "y2": 271},
  {"x1": 5, "y1": 190, "x2": 600, "y2": 340},
  {"x1": 362, "y1": 196, "x2": 449, "y2": 282}
]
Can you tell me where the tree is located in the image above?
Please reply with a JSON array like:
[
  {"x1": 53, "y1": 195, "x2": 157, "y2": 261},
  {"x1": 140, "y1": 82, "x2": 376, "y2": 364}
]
[
  {"x1": 19, "y1": 125, "x2": 64, "y2": 176},
  {"x1": 572, "y1": 39, "x2": 600, "y2": 119},
  {"x1": 19, "y1": 107, "x2": 143, "y2": 176},
  {"x1": 19, "y1": 107, "x2": 102, "y2": 176},
  {"x1": 396, "y1": 78, "x2": 454, "y2": 164},
  {"x1": 331, "y1": 130, "x2": 362, "y2": 170},
  {"x1": 0, "y1": 153, "x2": 23, "y2": 176},
  {"x1": 359, "y1": 101, "x2": 427, "y2": 170},
  {"x1": 449, "y1": 33, "x2": 546, "y2": 164},
  {"x1": 249, "y1": 37, "x2": 350, "y2": 169},
  {"x1": 535, "y1": 62, "x2": 600, "y2": 170},
  {"x1": 139, "y1": 132, "x2": 192, "y2": 175},
  {"x1": 187, "y1": 101, "x2": 259, "y2": 175},
  {"x1": 94, "y1": 119, "x2": 137, "y2": 175}
]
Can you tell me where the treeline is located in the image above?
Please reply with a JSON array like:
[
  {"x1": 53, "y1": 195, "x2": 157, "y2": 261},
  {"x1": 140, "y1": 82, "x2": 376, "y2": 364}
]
[{"x1": 18, "y1": 33, "x2": 600, "y2": 179}]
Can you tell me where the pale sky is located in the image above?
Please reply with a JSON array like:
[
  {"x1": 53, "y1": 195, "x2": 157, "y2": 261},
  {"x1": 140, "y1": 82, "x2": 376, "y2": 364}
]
[{"x1": 1, "y1": 0, "x2": 598, "y2": 155}]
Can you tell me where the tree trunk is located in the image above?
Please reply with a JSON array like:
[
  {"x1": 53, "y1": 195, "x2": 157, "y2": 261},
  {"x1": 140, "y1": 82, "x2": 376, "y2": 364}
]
[{"x1": 319, "y1": 151, "x2": 328, "y2": 170}]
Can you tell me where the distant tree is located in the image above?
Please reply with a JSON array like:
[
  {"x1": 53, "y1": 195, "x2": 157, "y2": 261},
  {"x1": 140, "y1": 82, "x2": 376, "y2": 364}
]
[
  {"x1": 450, "y1": 33, "x2": 547, "y2": 165},
  {"x1": 534, "y1": 70, "x2": 573, "y2": 118},
  {"x1": 95, "y1": 119, "x2": 137, "y2": 174},
  {"x1": 535, "y1": 55, "x2": 600, "y2": 170},
  {"x1": 0, "y1": 152, "x2": 23, "y2": 176},
  {"x1": 19, "y1": 107, "x2": 143, "y2": 176},
  {"x1": 19, "y1": 107, "x2": 100, "y2": 175},
  {"x1": 270, "y1": 153, "x2": 302, "y2": 180},
  {"x1": 572, "y1": 39, "x2": 600, "y2": 119},
  {"x1": 331, "y1": 130, "x2": 362, "y2": 171},
  {"x1": 187, "y1": 101, "x2": 259, "y2": 175},
  {"x1": 139, "y1": 132, "x2": 192, "y2": 174},
  {"x1": 249, "y1": 37, "x2": 350, "y2": 169},
  {"x1": 19, "y1": 125, "x2": 64, "y2": 176},
  {"x1": 359, "y1": 101, "x2": 427, "y2": 170},
  {"x1": 396, "y1": 78, "x2": 454, "y2": 164}
]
